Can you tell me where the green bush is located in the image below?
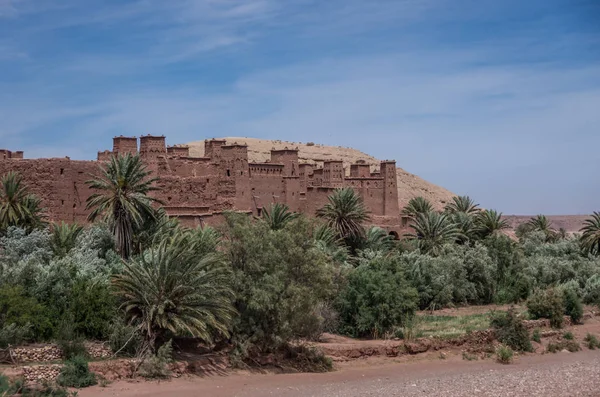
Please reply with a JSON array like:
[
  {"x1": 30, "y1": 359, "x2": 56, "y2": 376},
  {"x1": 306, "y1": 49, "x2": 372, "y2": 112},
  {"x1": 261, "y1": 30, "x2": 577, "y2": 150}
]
[
  {"x1": 584, "y1": 333, "x2": 600, "y2": 350},
  {"x1": 562, "y1": 288, "x2": 583, "y2": 324},
  {"x1": 531, "y1": 328, "x2": 541, "y2": 343},
  {"x1": 526, "y1": 288, "x2": 565, "y2": 328},
  {"x1": 495, "y1": 345, "x2": 514, "y2": 364},
  {"x1": 563, "y1": 331, "x2": 574, "y2": 340},
  {"x1": 57, "y1": 355, "x2": 97, "y2": 388},
  {"x1": 337, "y1": 254, "x2": 418, "y2": 338},
  {"x1": 490, "y1": 308, "x2": 533, "y2": 352},
  {"x1": 138, "y1": 340, "x2": 173, "y2": 379},
  {"x1": 223, "y1": 214, "x2": 335, "y2": 353},
  {"x1": 0, "y1": 323, "x2": 31, "y2": 348},
  {"x1": 108, "y1": 321, "x2": 142, "y2": 357},
  {"x1": 56, "y1": 320, "x2": 88, "y2": 360},
  {"x1": 0, "y1": 285, "x2": 53, "y2": 340},
  {"x1": 67, "y1": 280, "x2": 116, "y2": 340},
  {"x1": 547, "y1": 340, "x2": 581, "y2": 353},
  {"x1": 1, "y1": 374, "x2": 75, "y2": 396}
]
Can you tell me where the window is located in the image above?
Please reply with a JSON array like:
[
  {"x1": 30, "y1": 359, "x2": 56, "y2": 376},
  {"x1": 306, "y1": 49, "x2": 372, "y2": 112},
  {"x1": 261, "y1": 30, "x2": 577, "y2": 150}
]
[
  {"x1": 227, "y1": 169, "x2": 231, "y2": 177},
  {"x1": 60, "y1": 168, "x2": 64, "y2": 175}
]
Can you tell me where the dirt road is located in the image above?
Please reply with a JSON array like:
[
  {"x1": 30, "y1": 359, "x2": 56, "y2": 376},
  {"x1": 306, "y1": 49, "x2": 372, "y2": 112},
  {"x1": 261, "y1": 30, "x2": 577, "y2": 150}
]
[{"x1": 81, "y1": 350, "x2": 600, "y2": 397}]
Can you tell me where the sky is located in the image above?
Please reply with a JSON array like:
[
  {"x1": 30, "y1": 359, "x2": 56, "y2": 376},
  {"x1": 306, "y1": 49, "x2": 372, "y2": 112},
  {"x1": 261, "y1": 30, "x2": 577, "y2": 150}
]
[{"x1": 0, "y1": 0, "x2": 599, "y2": 215}]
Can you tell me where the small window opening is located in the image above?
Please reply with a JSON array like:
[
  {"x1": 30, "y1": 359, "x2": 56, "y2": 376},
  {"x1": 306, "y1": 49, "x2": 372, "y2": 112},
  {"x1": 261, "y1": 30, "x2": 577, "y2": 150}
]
[
  {"x1": 60, "y1": 168, "x2": 64, "y2": 175},
  {"x1": 227, "y1": 169, "x2": 231, "y2": 177}
]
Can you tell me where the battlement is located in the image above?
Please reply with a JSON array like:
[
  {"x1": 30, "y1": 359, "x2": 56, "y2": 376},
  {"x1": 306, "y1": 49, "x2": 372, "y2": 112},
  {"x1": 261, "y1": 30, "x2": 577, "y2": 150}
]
[
  {"x1": 0, "y1": 149, "x2": 24, "y2": 160},
  {"x1": 113, "y1": 136, "x2": 138, "y2": 155},
  {"x1": 167, "y1": 145, "x2": 190, "y2": 157}
]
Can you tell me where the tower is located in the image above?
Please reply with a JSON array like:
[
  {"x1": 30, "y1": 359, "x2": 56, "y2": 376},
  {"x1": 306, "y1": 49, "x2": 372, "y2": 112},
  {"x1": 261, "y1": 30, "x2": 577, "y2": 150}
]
[{"x1": 380, "y1": 160, "x2": 399, "y2": 216}]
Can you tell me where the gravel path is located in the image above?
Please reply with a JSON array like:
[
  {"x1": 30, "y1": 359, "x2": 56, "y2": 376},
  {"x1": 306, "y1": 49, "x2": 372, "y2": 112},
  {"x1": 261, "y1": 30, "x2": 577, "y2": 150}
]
[{"x1": 81, "y1": 350, "x2": 600, "y2": 397}]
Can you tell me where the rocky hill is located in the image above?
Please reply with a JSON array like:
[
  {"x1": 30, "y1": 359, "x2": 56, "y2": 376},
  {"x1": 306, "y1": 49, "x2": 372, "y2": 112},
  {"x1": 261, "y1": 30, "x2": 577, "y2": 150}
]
[{"x1": 187, "y1": 137, "x2": 456, "y2": 211}]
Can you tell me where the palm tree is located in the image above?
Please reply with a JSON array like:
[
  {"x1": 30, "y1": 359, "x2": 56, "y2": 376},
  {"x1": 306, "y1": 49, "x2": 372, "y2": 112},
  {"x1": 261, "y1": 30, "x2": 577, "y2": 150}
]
[
  {"x1": 111, "y1": 231, "x2": 235, "y2": 349},
  {"x1": 451, "y1": 211, "x2": 478, "y2": 244},
  {"x1": 86, "y1": 154, "x2": 162, "y2": 259},
  {"x1": 580, "y1": 212, "x2": 600, "y2": 255},
  {"x1": 260, "y1": 203, "x2": 299, "y2": 230},
  {"x1": 401, "y1": 196, "x2": 434, "y2": 218},
  {"x1": 526, "y1": 215, "x2": 556, "y2": 242},
  {"x1": 317, "y1": 188, "x2": 369, "y2": 242},
  {"x1": 475, "y1": 209, "x2": 510, "y2": 239},
  {"x1": 404, "y1": 211, "x2": 460, "y2": 255},
  {"x1": 445, "y1": 195, "x2": 480, "y2": 214},
  {"x1": 50, "y1": 222, "x2": 84, "y2": 257},
  {"x1": 0, "y1": 171, "x2": 45, "y2": 232},
  {"x1": 361, "y1": 226, "x2": 395, "y2": 253}
]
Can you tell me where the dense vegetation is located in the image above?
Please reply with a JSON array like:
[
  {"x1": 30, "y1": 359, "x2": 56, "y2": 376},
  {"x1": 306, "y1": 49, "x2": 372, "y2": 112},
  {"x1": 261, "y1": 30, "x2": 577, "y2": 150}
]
[{"x1": 0, "y1": 156, "x2": 599, "y2": 371}]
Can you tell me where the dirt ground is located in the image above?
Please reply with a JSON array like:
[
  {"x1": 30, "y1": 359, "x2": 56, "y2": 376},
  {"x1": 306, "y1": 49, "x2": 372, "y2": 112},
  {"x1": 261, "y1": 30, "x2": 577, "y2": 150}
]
[
  {"x1": 79, "y1": 349, "x2": 600, "y2": 397},
  {"x1": 78, "y1": 313, "x2": 600, "y2": 397}
]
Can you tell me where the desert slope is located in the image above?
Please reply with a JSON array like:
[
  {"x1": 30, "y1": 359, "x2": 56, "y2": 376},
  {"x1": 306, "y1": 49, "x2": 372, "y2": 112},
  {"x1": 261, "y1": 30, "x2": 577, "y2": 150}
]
[{"x1": 187, "y1": 137, "x2": 456, "y2": 211}]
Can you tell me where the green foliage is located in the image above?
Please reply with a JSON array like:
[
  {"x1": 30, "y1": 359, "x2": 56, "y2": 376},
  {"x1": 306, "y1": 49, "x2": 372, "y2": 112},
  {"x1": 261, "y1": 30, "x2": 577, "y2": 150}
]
[
  {"x1": 138, "y1": 340, "x2": 173, "y2": 379},
  {"x1": 584, "y1": 333, "x2": 600, "y2": 350},
  {"x1": 1, "y1": 375, "x2": 75, "y2": 397},
  {"x1": 57, "y1": 355, "x2": 97, "y2": 388},
  {"x1": 531, "y1": 328, "x2": 541, "y2": 343},
  {"x1": 547, "y1": 340, "x2": 581, "y2": 353},
  {"x1": 445, "y1": 195, "x2": 480, "y2": 215},
  {"x1": 56, "y1": 320, "x2": 88, "y2": 360},
  {"x1": 475, "y1": 210, "x2": 510, "y2": 239},
  {"x1": 0, "y1": 323, "x2": 31, "y2": 348},
  {"x1": 260, "y1": 203, "x2": 299, "y2": 231},
  {"x1": 562, "y1": 288, "x2": 583, "y2": 324},
  {"x1": 582, "y1": 274, "x2": 600, "y2": 306},
  {"x1": 527, "y1": 288, "x2": 565, "y2": 328},
  {"x1": 405, "y1": 212, "x2": 461, "y2": 256},
  {"x1": 580, "y1": 212, "x2": 600, "y2": 256},
  {"x1": 316, "y1": 187, "x2": 369, "y2": 244},
  {"x1": 108, "y1": 321, "x2": 142, "y2": 357},
  {"x1": 401, "y1": 244, "x2": 496, "y2": 309},
  {"x1": 0, "y1": 172, "x2": 46, "y2": 234},
  {"x1": 526, "y1": 215, "x2": 557, "y2": 242},
  {"x1": 337, "y1": 254, "x2": 418, "y2": 338},
  {"x1": 50, "y1": 222, "x2": 83, "y2": 258},
  {"x1": 495, "y1": 345, "x2": 514, "y2": 364},
  {"x1": 86, "y1": 153, "x2": 162, "y2": 259},
  {"x1": 563, "y1": 331, "x2": 574, "y2": 340},
  {"x1": 224, "y1": 213, "x2": 336, "y2": 353},
  {"x1": 490, "y1": 308, "x2": 533, "y2": 352},
  {"x1": 0, "y1": 285, "x2": 52, "y2": 340},
  {"x1": 112, "y1": 229, "x2": 235, "y2": 349},
  {"x1": 402, "y1": 196, "x2": 434, "y2": 218}
]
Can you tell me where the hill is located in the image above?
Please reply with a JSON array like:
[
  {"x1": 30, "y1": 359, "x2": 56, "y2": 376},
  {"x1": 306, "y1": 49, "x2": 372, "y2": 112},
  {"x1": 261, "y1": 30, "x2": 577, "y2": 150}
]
[{"x1": 186, "y1": 137, "x2": 456, "y2": 211}]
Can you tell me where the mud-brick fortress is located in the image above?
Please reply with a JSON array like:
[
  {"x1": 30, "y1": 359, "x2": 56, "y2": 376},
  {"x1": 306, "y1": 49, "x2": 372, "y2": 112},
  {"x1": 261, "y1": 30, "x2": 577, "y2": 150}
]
[{"x1": 0, "y1": 136, "x2": 406, "y2": 237}]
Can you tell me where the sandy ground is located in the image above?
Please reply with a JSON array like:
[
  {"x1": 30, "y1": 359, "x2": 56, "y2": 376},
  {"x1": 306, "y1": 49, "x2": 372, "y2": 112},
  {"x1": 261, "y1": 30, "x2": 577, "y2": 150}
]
[{"x1": 79, "y1": 349, "x2": 600, "y2": 397}]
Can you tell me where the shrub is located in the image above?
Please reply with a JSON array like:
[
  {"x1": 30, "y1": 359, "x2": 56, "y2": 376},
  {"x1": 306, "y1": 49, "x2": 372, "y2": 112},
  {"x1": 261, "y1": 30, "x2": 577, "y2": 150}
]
[
  {"x1": 0, "y1": 323, "x2": 31, "y2": 348},
  {"x1": 1, "y1": 375, "x2": 75, "y2": 396},
  {"x1": 223, "y1": 214, "x2": 335, "y2": 353},
  {"x1": 547, "y1": 340, "x2": 581, "y2": 353},
  {"x1": 282, "y1": 344, "x2": 333, "y2": 373},
  {"x1": 531, "y1": 328, "x2": 541, "y2": 343},
  {"x1": 462, "y1": 351, "x2": 478, "y2": 361},
  {"x1": 57, "y1": 355, "x2": 97, "y2": 388},
  {"x1": 584, "y1": 333, "x2": 600, "y2": 350},
  {"x1": 496, "y1": 345, "x2": 514, "y2": 364},
  {"x1": 138, "y1": 340, "x2": 173, "y2": 379},
  {"x1": 337, "y1": 254, "x2": 418, "y2": 338},
  {"x1": 108, "y1": 321, "x2": 142, "y2": 357},
  {"x1": 67, "y1": 279, "x2": 116, "y2": 340},
  {"x1": 0, "y1": 285, "x2": 52, "y2": 340},
  {"x1": 582, "y1": 274, "x2": 600, "y2": 305},
  {"x1": 56, "y1": 320, "x2": 88, "y2": 360},
  {"x1": 490, "y1": 308, "x2": 533, "y2": 352},
  {"x1": 562, "y1": 288, "x2": 583, "y2": 325},
  {"x1": 563, "y1": 331, "x2": 574, "y2": 340},
  {"x1": 526, "y1": 288, "x2": 565, "y2": 328}
]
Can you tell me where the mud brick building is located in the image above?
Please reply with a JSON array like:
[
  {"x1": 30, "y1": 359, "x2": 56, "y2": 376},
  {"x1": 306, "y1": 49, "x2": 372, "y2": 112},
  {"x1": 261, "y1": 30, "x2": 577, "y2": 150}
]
[{"x1": 0, "y1": 136, "x2": 406, "y2": 237}]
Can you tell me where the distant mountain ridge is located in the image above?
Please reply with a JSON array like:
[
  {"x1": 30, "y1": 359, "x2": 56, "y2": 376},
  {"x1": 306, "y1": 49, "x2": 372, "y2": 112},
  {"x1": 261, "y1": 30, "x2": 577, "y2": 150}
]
[{"x1": 186, "y1": 137, "x2": 457, "y2": 211}]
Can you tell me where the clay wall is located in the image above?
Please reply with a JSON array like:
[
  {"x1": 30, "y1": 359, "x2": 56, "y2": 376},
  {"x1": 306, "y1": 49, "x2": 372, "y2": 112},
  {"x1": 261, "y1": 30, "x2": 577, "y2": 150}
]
[
  {"x1": 0, "y1": 158, "x2": 99, "y2": 223},
  {"x1": 0, "y1": 136, "x2": 402, "y2": 235},
  {"x1": 270, "y1": 148, "x2": 299, "y2": 177},
  {"x1": 167, "y1": 146, "x2": 190, "y2": 157},
  {"x1": 350, "y1": 163, "x2": 371, "y2": 178},
  {"x1": 112, "y1": 136, "x2": 138, "y2": 155}
]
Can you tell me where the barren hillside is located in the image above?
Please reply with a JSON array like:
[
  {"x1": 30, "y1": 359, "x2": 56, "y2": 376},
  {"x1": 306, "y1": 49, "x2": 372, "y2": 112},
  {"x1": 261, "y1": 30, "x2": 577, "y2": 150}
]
[{"x1": 187, "y1": 137, "x2": 456, "y2": 211}]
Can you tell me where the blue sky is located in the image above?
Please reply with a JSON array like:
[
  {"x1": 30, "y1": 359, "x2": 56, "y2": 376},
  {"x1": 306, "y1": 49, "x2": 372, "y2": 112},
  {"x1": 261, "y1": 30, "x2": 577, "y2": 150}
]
[{"x1": 1, "y1": 0, "x2": 599, "y2": 215}]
